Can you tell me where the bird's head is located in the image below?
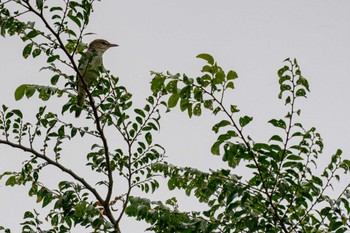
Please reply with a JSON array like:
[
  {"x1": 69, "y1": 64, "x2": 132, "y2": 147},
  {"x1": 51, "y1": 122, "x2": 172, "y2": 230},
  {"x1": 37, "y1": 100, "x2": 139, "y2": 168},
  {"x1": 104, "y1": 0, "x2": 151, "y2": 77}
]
[{"x1": 88, "y1": 39, "x2": 118, "y2": 54}]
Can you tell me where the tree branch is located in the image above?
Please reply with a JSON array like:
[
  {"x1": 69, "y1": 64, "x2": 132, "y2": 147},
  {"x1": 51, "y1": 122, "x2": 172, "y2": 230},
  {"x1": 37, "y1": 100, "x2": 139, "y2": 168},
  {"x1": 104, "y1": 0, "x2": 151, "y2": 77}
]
[
  {"x1": 0, "y1": 139, "x2": 104, "y2": 208},
  {"x1": 21, "y1": 2, "x2": 116, "y2": 226}
]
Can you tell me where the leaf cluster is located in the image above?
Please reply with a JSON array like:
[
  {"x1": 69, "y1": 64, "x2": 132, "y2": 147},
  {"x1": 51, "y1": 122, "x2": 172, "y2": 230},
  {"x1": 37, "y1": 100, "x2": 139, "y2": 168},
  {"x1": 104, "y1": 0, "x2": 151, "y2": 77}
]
[
  {"x1": 1, "y1": 1, "x2": 350, "y2": 233},
  {"x1": 144, "y1": 55, "x2": 350, "y2": 232}
]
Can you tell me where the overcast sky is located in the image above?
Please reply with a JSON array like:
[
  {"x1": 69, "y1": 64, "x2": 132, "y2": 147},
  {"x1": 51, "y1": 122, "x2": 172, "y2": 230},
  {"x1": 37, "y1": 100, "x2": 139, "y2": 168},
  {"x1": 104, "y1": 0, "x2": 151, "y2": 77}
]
[{"x1": 1, "y1": 1, "x2": 350, "y2": 232}]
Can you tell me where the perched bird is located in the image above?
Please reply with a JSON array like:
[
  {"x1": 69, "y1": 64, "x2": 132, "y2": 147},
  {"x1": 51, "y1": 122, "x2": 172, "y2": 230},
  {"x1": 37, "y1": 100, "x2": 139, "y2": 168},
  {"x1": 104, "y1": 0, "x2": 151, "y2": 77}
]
[{"x1": 76, "y1": 39, "x2": 118, "y2": 117}]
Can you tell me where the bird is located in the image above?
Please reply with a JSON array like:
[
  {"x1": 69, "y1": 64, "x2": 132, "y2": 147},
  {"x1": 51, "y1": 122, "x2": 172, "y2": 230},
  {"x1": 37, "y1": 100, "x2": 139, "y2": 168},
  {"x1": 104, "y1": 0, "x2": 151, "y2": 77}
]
[{"x1": 75, "y1": 39, "x2": 118, "y2": 117}]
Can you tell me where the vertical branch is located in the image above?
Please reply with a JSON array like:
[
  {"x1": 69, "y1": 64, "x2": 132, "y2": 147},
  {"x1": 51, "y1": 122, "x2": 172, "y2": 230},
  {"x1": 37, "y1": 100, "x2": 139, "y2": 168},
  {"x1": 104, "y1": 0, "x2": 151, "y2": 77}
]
[
  {"x1": 116, "y1": 93, "x2": 163, "y2": 224},
  {"x1": 195, "y1": 83, "x2": 289, "y2": 233},
  {"x1": 18, "y1": 0, "x2": 117, "y2": 229}
]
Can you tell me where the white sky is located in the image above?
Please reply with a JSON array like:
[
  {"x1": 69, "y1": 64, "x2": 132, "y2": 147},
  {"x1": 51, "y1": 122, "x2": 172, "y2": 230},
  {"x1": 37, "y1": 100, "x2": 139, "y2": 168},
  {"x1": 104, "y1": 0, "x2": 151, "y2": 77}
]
[{"x1": 1, "y1": 1, "x2": 350, "y2": 232}]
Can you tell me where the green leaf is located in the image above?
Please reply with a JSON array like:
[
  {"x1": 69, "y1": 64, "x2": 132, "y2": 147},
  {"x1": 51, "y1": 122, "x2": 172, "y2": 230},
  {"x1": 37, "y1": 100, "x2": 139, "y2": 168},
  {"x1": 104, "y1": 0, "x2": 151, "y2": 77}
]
[
  {"x1": 193, "y1": 103, "x2": 201, "y2": 116},
  {"x1": 227, "y1": 70, "x2": 238, "y2": 80},
  {"x1": 136, "y1": 116, "x2": 143, "y2": 125},
  {"x1": 68, "y1": 14, "x2": 82, "y2": 27},
  {"x1": 268, "y1": 119, "x2": 286, "y2": 129},
  {"x1": 50, "y1": 6, "x2": 63, "y2": 12},
  {"x1": 226, "y1": 82, "x2": 234, "y2": 89},
  {"x1": 42, "y1": 195, "x2": 52, "y2": 207},
  {"x1": 12, "y1": 109, "x2": 23, "y2": 118},
  {"x1": 125, "y1": 203, "x2": 137, "y2": 216},
  {"x1": 151, "y1": 74, "x2": 166, "y2": 94},
  {"x1": 280, "y1": 84, "x2": 291, "y2": 92},
  {"x1": 167, "y1": 178, "x2": 176, "y2": 190},
  {"x1": 180, "y1": 98, "x2": 189, "y2": 112},
  {"x1": 2, "y1": 105, "x2": 8, "y2": 112},
  {"x1": 287, "y1": 155, "x2": 303, "y2": 161},
  {"x1": 282, "y1": 161, "x2": 296, "y2": 168},
  {"x1": 145, "y1": 132, "x2": 152, "y2": 145},
  {"x1": 25, "y1": 87, "x2": 35, "y2": 99},
  {"x1": 187, "y1": 102, "x2": 193, "y2": 118},
  {"x1": 211, "y1": 140, "x2": 223, "y2": 155},
  {"x1": 168, "y1": 94, "x2": 180, "y2": 108},
  {"x1": 193, "y1": 87, "x2": 203, "y2": 102},
  {"x1": 24, "y1": 30, "x2": 39, "y2": 41},
  {"x1": 285, "y1": 96, "x2": 291, "y2": 105},
  {"x1": 5, "y1": 176, "x2": 16, "y2": 186},
  {"x1": 58, "y1": 125, "x2": 65, "y2": 137},
  {"x1": 278, "y1": 65, "x2": 289, "y2": 78},
  {"x1": 24, "y1": 211, "x2": 34, "y2": 219},
  {"x1": 74, "y1": 201, "x2": 86, "y2": 217},
  {"x1": 279, "y1": 75, "x2": 291, "y2": 84},
  {"x1": 213, "y1": 71, "x2": 225, "y2": 84},
  {"x1": 91, "y1": 218, "x2": 102, "y2": 229},
  {"x1": 47, "y1": 55, "x2": 60, "y2": 63},
  {"x1": 51, "y1": 214, "x2": 58, "y2": 226},
  {"x1": 71, "y1": 127, "x2": 77, "y2": 137},
  {"x1": 335, "y1": 227, "x2": 347, "y2": 233},
  {"x1": 320, "y1": 207, "x2": 331, "y2": 216},
  {"x1": 183, "y1": 75, "x2": 194, "y2": 85},
  {"x1": 203, "y1": 100, "x2": 213, "y2": 110},
  {"x1": 213, "y1": 106, "x2": 221, "y2": 115},
  {"x1": 212, "y1": 120, "x2": 231, "y2": 133},
  {"x1": 22, "y1": 43, "x2": 33, "y2": 59},
  {"x1": 14, "y1": 84, "x2": 27, "y2": 101},
  {"x1": 196, "y1": 53, "x2": 214, "y2": 65},
  {"x1": 202, "y1": 65, "x2": 213, "y2": 74},
  {"x1": 208, "y1": 178, "x2": 221, "y2": 192},
  {"x1": 65, "y1": 29, "x2": 77, "y2": 37},
  {"x1": 301, "y1": 191, "x2": 313, "y2": 201},
  {"x1": 218, "y1": 132, "x2": 233, "y2": 141},
  {"x1": 135, "y1": 108, "x2": 145, "y2": 117},
  {"x1": 239, "y1": 116, "x2": 253, "y2": 128},
  {"x1": 296, "y1": 88, "x2": 306, "y2": 97},
  {"x1": 230, "y1": 105, "x2": 239, "y2": 113},
  {"x1": 179, "y1": 85, "x2": 191, "y2": 99},
  {"x1": 312, "y1": 176, "x2": 323, "y2": 186},
  {"x1": 269, "y1": 135, "x2": 283, "y2": 143},
  {"x1": 166, "y1": 80, "x2": 178, "y2": 93},
  {"x1": 32, "y1": 48, "x2": 41, "y2": 58},
  {"x1": 50, "y1": 75, "x2": 59, "y2": 85},
  {"x1": 297, "y1": 76, "x2": 310, "y2": 91}
]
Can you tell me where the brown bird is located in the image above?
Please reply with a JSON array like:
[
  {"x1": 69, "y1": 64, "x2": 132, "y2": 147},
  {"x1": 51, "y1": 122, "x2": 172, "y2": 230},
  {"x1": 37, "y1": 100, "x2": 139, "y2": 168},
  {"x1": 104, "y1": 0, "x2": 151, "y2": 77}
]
[{"x1": 76, "y1": 39, "x2": 118, "y2": 117}]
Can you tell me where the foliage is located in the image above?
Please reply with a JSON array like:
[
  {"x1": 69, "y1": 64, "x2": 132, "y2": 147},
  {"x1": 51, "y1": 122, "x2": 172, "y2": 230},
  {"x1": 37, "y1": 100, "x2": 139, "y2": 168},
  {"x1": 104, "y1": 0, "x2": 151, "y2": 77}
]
[
  {"x1": 144, "y1": 55, "x2": 350, "y2": 232},
  {"x1": 0, "y1": 1, "x2": 163, "y2": 232},
  {"x1": 1, "y1": 1, "x2": 350, "y2": 233}
]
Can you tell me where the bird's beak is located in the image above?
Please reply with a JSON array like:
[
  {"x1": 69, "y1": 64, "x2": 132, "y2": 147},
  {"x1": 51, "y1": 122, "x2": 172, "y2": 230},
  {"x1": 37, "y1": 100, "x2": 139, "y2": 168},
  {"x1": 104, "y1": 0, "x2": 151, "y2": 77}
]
[{"x1": 109, "y1": 43, "x2": 119, "y2": 48}]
